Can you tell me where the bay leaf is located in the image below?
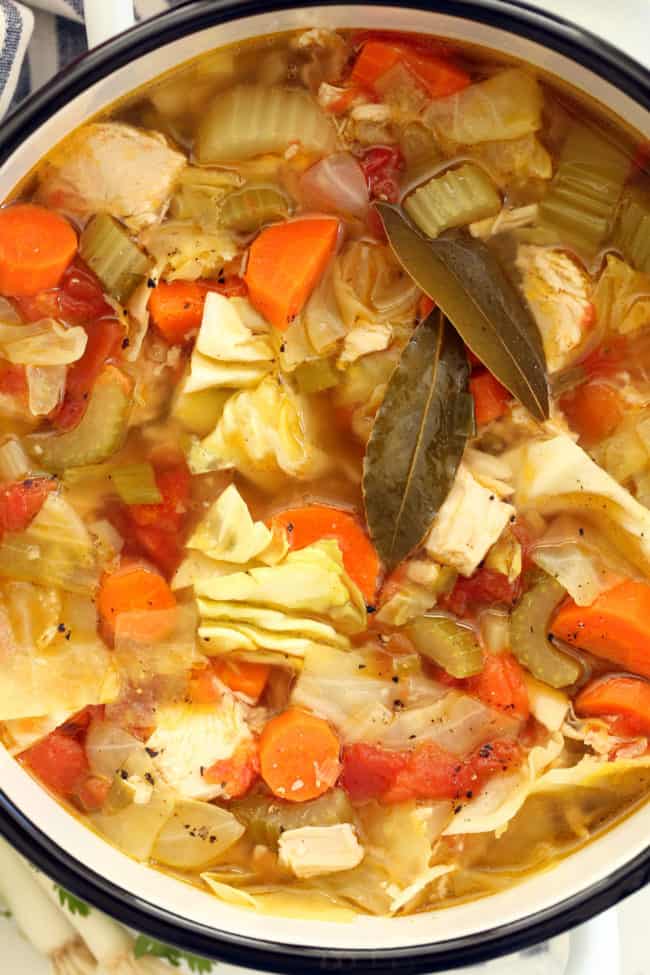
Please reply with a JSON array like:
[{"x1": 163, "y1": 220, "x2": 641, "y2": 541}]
[
  {"x1": 363, "y1": 307, "x2": 471, "y2": 571},
  {"x1": 376, "y1": 203, "x2": 549, "y2": 421}
]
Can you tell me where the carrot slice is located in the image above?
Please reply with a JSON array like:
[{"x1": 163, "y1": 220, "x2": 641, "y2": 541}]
[
  {"x1": 470, "y1": 370, "x2": 511, "y2": 426},
  {"x1": 259, "y1": 708, "x2": 341, "y2": 802},
  {"x1": 0, "y1": 204, "x2": 77, "y2": 296},
  {"x1": 575, "y1": 675, "x2": 650, "y2": 736},
  {"x1": 245, "y1": 219, "x2": 339, "y2": 331},
  {"x1": 552, "y1": 580, "x2": 650, "y2": 679},
  {"x1": 560, "y1": 381, "x2": 624, "y2": 446},
  {"x1": 98, "y1": 561, "x2": 176, "y2": 643},
  {"x1": 150, "y1": 280, "x2": 207, "y2": 344},
  {"x1": 351, "y1": 40, "x2": 470, "y2": 98},
  {"x1": 271, "y1": 504, "x2": 380, "y2": 602},
  {"x1": 212, "y1": 659, "x2": 270, "y2": 703}
]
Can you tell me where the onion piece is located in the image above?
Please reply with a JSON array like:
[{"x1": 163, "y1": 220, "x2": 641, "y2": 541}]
[
  {"x1": 85, "y1": 720, "x2": 142, "y2": 779},
  {"x1": 300, "y1": 152, "x2": 369, "y2": 219},
  {"x1": 27, "y1": 364, "x2": 67, "y2": 416}
]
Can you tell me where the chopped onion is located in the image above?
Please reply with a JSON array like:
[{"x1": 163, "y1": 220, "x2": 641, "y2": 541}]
[
  {"x1": 26, "y1": 364, "x2": 67, "y2": 416},
  {"x1": 300, "y1": 152, "x2": 369, "y2": 219},
  {"x1": 0, "y1": 437, "x2": 31, "y2": 482},
  {"x1": 152, "y1": 798, "x2": 245, "y2": 869},
  {"x1": 86, "y1": 720, "x2": 142, "y2": 779}
]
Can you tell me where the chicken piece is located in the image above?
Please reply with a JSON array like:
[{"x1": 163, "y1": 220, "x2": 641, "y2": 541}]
[
  {"x1": 515, "y1": 245, "x2": 593, "y2": 373},
  {"x1": 145, "y1": 694, "x2": 253, "y2": 801},
  {"x1": 425, "y1": 464, "x2": 514, "y2": 577},
  {"x1": 278, "y1": 823, "x2": 364, "y2": 878},
  {"x1": 38, "y1": 122, "x2": 186, "y2": 232}
]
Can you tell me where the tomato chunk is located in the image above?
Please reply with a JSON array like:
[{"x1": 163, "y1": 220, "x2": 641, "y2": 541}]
[
  {"x1": 52, "y1": 318, "x2": 125, "y2": 430},
  {"x1": 465, "y1": 654, "x2": 530, "y2": 719},
  {"x1": 0, "y1": 478, "x2": 56, "y2": 534},
  {"x1": 21, "y1": 732, "x2": 89, "y2": 799},
  {"x1": 442, "y1": 567, "x2": 519, "y2": 619}
]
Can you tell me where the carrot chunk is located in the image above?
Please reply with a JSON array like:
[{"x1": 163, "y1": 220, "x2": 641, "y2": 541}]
[
  {"x1": 98, "y1": 561, "x2": 176, "y2": 642},
  {"x1": 259, "y1": 708, "x2": 341, "y2": 802},
  {"x1": 351, "y1": 40, "x2": 470, "y2": 98},
  {"x1": 560, "y1": 381, "x2": 624, "y2": 446},
  {"x1": 245, "y1": 219, "x2": 339, "y2": 330},
  {"x1": 552, "y1": 580, "x2": 650, "y2": 679},
  {"x1": 212, "y1": 659, "x2": 270, "y2": 703},
  {"x1": 271, "y1": 504, "x2": 380, "y2": 602},
  {"x1": 150, "y1": 277, "x2": 248, "y2": 345},
  {"x1": 575, "y1": 675, "x2": 650, "y2": 737},
  {"x1": 470, "y1": 370, "x2": 511, "y2": 426},
  {"x1": 0, "y1": 204, "x2": 77, "y2": 296}
]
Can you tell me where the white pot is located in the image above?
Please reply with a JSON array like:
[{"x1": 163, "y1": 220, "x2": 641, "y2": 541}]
[{"x1": 0, "y1": 3, "x2": 648, "y2": 971}]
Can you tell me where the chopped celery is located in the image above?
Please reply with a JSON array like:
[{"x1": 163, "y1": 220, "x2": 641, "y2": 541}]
[
  {"x1": 231, "y1": 789, "x2": 353, "y2": 848},
  {"x1": 111, "y1": 463, "x2": 162, "y2": 504},
  {"x1": 196, "y1": 84, "x2": 337, "y2": 163},
  {"x1": 613, "y1": 183, "x2": 650, "y2": 274},
  {"x1": 404, "y1": 164, "x2": 501, "y2": 239},
  {"x1": 80, "y1": 213, "x2": 152, "y2": 303},
  {"x1": 294, "y1": 358, "x2": 340, "y2": 394},
  {"x1": 539, "y1": 123, "x2": 629, "y2": 257},
  {"x1": 510, "y1": 574, "x2": 582, "y2": 688},
  {"x1": 220, "y1": 185, "x2": 289, "y2": 233},
  {"x1": 406, "y1": 615, "x2": 484, "y2": 678},
  {"x1": 27, "y1": 366, "x2": 132, "y2": 472}
]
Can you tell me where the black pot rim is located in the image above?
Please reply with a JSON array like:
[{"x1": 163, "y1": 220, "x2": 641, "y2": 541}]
[{"x1": 0, "y1": 2, "x2": 649, "y2": 971}]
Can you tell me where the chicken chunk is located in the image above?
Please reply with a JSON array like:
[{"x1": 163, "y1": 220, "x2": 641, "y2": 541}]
[
  {"x1": 278, "y1": 823, "x2": 364, "y2": 878},
  {"x1": 425, "y1": 464, "x2": 514, "y2": 576},
  {"x1": 145, "y1": 694, "x2": 253, "y2": 801},
  {"x1": 38, "y1": 122, "x2": 186, "y2": 232},
  {"x1": 515, "y1": 245, "x2": 593, "y2": 373}
]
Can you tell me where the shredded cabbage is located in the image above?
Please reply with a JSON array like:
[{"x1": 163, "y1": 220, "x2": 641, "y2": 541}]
[
  {"x1": 592, "y1": 254, "x2": 650, "y2": 336},
  {"x1": 189, "y1": 373, "x2": 330, "y2": 490},
  {"x1": 139, "y1": 220, "x2": 237, "y2": 281}
]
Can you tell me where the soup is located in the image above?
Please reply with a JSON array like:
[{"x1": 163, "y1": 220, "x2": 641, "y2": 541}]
[{"x1": 1, "y1": 27, "x2": 649, "y2": 920}]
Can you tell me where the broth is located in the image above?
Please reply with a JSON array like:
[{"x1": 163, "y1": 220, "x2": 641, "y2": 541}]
[{"x1": 0, "y1": 26, "x2": 649, "y2": 920}]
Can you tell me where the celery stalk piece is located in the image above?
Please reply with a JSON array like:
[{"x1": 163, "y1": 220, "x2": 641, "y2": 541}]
[
  {"x1": 613, "y1": 183, "x2": 650, "y2": 274},
  {"x1": 407, "y1": 614, "x2": 484, "y2": 678},
  {"x1": 27, "y1": 365, "x2": 132, "y2": 472},
  {"x1": 111, "y1": 462, "x2": 162, "y2": 504},
  {"x1": 79, "y1": 213, "x2": 152, "y2": 303},
  {"x1": 220, "y1": 185, "x2": 289, "y2": 234},
  {"x1": 404, "y1": 164, "x2": 501, "y2": 239},
  {"x1": 510, "y1": 574, "x2": 582, "y2": 688},
  {"x1": 294, "y1": 358, "x2": 340, "y2": 394},
  {"x1": 196, "y1": 84, "x2": 338, "y2": 163},
  {"x1": 539, "y1": 123, "x2": 630, "y2": 257}
]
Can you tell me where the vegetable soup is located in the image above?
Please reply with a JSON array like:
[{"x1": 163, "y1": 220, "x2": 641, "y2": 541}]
[{"x1": 1, "y1": 27, "x2": 650, "y2": 919}]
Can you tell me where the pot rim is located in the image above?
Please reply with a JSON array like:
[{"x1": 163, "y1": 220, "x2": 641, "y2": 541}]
[{"x1": 0, "y1": 1, "x2": 649, "y2": 970}]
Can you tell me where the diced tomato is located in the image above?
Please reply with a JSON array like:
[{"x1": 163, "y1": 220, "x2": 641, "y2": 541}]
[
  {"x1": 14, "y1": 259, "x2": 113, "y2": 325},
  {"x1": 76, "y1": 775, "x2": 111, "y2": 812},
  {"x1": 52, "y1": 318, "x2": 125, "y2": 430},
  {"x1": 464, "y1": 653, "x2": 530, "y2": 719},
  {"x1": 341, "y1": 737, "x2": 521, "y2": 803},
  {"x1": 126, "y1": 463, "x2": 192, "y2": 574},
  {"x1": 0, "y1": 477, "x2": 56, "y2": 533},
  {"x1": 360, "y1": 146, "x2": 405, "y2": 204},
  {"x1": 441, "y1": 567, "x2": 519, "y2": 619},
  {"x1": 470, "y1": 370, "x2": 511, "y2": 426},
  {"x1": 21, "y1": 732, "x2": 89, "y2": 799},
  {"x1": 204, "y1": 740, "x2": 260, "y2": 799},
  {"x1": 0, "y1": 362, "x2": 27, "y2": 397}
]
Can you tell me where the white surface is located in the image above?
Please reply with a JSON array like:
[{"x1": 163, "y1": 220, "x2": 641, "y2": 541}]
[{"x1": 0, "y1": 0, "x2": 649, "y2": 972}]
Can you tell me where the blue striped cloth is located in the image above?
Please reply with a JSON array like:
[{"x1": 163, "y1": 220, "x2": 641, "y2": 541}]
[{"x1": 0, "y1": 1, "x2": 183, "y2": 118}]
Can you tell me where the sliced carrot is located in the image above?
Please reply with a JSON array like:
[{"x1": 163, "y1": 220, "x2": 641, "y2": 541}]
[
  {"x1": 212, "y1": 659, "x2": 270, "y2": 703},
  {"x1": 259, "y1": 708, "x2": 341, "y2": 802},
  {"x1": 552, "y1": 580, "x2": 650, "y2": 679},
  {"x1": 470, "y1": 370, "x2": 511, "y2": 426},
  {"x1": 351, "y1": 40, "x2": 470, "y2": 98},
  {"x1": 560, "y1": 381, "x2": 624, "y2": 446},
  {"x1": 0, "y1": 204, "x2": 77, "y2": 296},
  {"x1": 150, "y1": 277, "x2": 249, "y2": 345},
  {"x1": 245, "y1": 219, "x2": 339, "y2": 331},
  {"x1": 271, "y1": 504, "x2": 380, "y2": 602},
  {"x1": 575, "y1": 676, "x2": 650, "y2": 736},
  {"x1": 98, "y1": 561, "x2": 176, "y2": 643},
  {"x1": 464, "y1": 653, "x2": 530, "y2": 719}
]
